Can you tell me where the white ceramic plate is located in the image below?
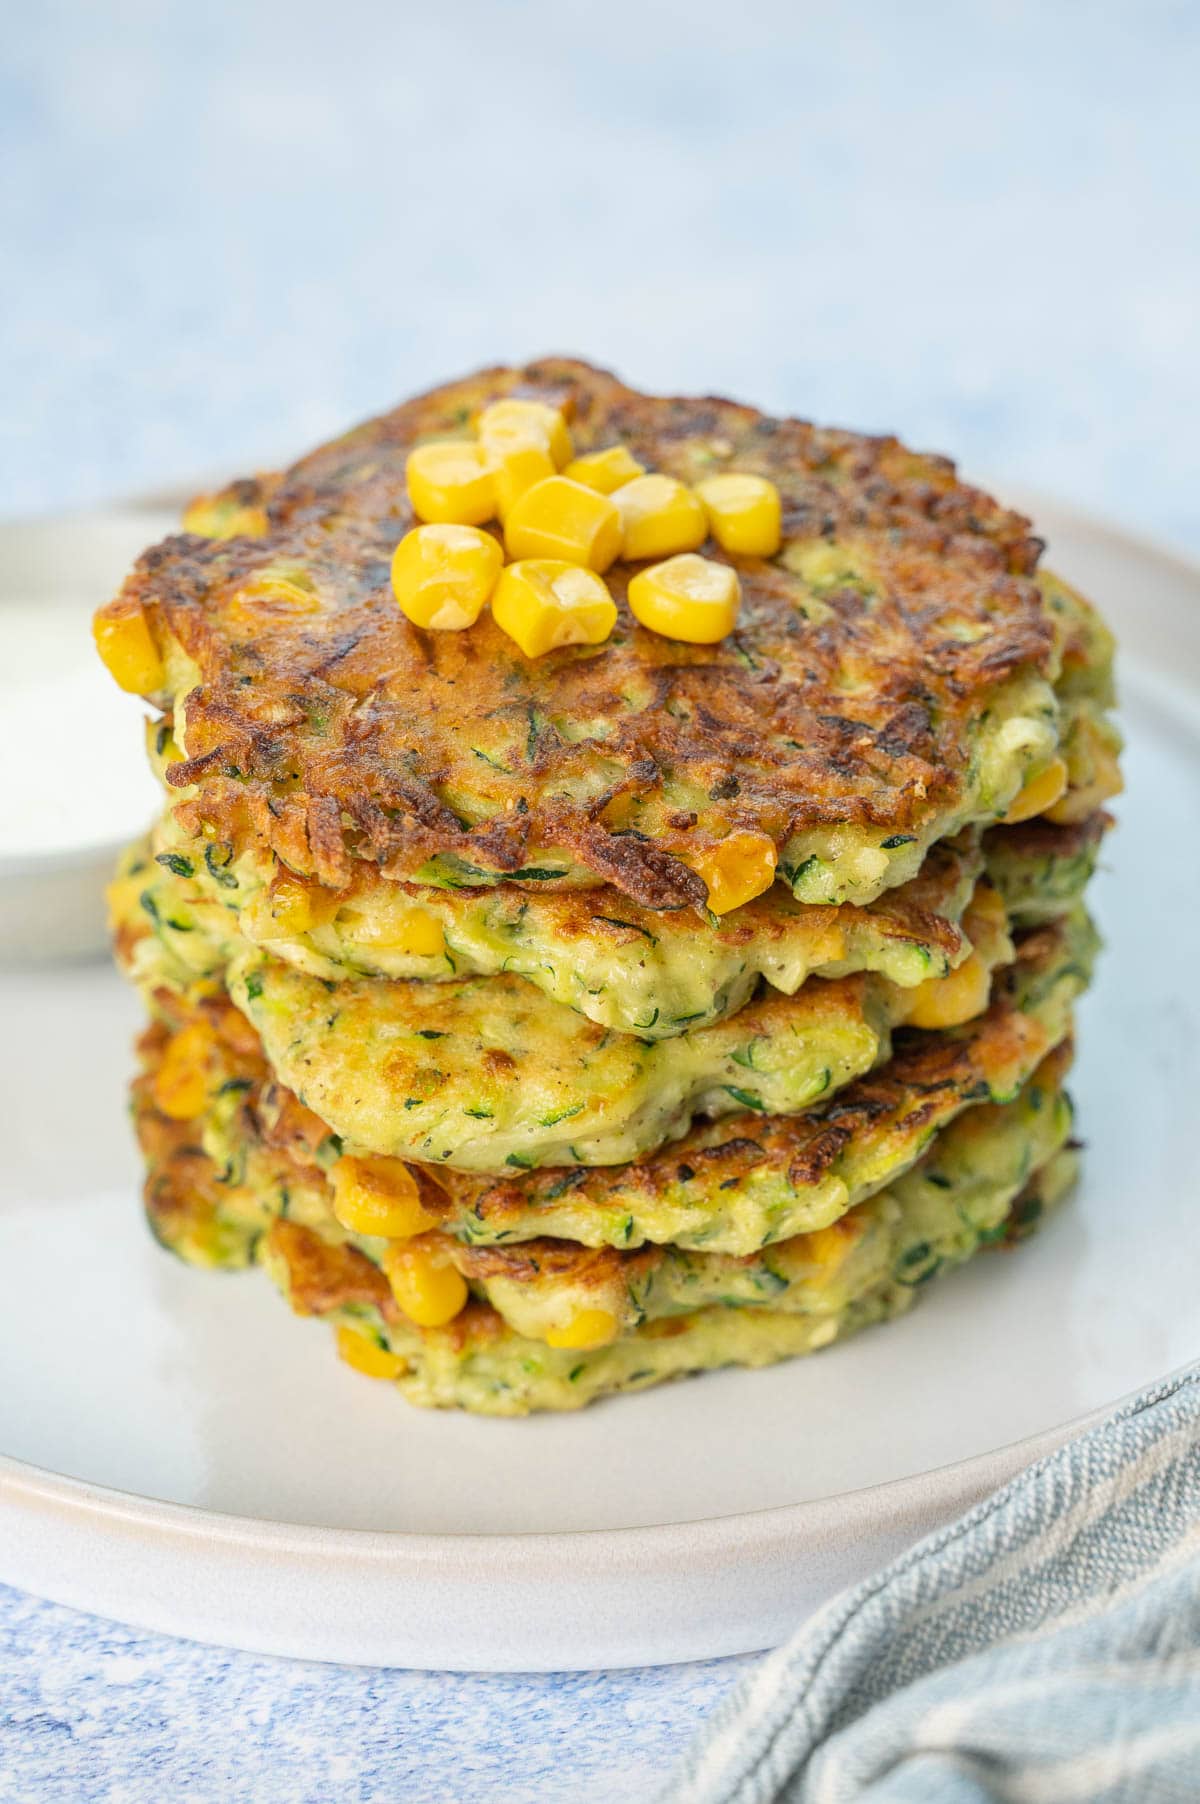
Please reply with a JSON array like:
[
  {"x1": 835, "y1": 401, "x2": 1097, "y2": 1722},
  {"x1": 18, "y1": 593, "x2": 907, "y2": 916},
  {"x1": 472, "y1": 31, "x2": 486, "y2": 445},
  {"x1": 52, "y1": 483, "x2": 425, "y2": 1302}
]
[{"x1": 1, "y1": 495, "x2": 1197, "y2": 1672}]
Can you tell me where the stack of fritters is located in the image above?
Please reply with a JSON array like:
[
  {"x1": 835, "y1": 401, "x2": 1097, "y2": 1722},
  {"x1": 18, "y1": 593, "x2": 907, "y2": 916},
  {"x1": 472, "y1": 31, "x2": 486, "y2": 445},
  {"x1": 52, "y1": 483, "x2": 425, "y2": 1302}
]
[{"x1": 95, "y1": 359, "x2": 1120, "y2": 1414}]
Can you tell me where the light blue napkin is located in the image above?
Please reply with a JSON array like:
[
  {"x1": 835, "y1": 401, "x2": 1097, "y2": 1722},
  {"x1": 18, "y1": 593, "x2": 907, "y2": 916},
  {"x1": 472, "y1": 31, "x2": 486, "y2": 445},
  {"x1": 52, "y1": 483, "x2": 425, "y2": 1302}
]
[{"x1": 666, "y1": 1366, "x2": 1200, "y2": 1803}]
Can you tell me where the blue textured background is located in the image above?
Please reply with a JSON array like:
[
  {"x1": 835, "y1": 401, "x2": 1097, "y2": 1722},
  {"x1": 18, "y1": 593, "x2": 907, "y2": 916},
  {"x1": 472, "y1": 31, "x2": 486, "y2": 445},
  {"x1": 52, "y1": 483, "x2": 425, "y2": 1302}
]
[{"x1": 2, "y1": 3, "x2": 1197, "y2": 1799}]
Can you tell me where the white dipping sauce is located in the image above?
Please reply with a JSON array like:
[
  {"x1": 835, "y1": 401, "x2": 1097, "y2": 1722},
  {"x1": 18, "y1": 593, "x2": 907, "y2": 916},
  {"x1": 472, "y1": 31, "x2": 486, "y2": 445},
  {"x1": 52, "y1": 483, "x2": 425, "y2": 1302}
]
[
  {"x1": 0, "y1": 599, "x2": 159, "y2": 858},
  {"x1": 0, "y1": 513, "x2": 176, "y2": 864}
]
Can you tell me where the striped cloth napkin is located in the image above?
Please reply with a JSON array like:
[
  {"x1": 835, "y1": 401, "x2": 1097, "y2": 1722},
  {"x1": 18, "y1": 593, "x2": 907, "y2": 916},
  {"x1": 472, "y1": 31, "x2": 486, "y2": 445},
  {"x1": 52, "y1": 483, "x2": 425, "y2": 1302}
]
[{"x1": 665, "y1": 1366, "x2": 1200, "y2": 1803}]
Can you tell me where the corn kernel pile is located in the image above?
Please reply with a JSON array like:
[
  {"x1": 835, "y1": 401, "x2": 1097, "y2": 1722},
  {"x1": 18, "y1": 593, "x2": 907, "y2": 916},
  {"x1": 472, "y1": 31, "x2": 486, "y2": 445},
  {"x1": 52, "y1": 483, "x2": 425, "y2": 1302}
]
[{"x1": 392, "y1": 396, "x2": 783, "y2": 657}]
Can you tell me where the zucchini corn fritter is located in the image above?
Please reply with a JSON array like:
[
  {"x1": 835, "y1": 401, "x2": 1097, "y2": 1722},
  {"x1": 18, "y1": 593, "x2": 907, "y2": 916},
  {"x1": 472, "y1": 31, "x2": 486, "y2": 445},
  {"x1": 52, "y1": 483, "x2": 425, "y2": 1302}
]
[{"x1": 94, "y1": 359, "x2": 1120, "y2": 1414}]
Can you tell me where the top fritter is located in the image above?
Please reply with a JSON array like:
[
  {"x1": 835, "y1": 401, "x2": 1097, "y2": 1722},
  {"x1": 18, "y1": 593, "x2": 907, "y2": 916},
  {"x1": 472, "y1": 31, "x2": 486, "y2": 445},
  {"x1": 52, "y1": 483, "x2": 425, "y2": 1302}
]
[{"x1": 96, "y1": 358, "x2": 1078, "y2": 914}]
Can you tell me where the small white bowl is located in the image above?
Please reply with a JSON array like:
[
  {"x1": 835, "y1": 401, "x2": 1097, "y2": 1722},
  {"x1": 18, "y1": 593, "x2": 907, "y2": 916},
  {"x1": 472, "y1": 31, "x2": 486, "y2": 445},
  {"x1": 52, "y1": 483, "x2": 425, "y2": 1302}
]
[{"x1": 0, "y1": 510, "x2": 178, "y2": 962}]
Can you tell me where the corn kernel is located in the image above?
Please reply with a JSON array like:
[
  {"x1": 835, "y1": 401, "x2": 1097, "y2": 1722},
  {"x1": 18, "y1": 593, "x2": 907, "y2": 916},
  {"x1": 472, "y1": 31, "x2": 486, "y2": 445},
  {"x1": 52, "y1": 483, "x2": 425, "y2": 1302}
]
[
  {"x1": 93, "y1": 607, "x2": 165, "y2": 695},
  {"x1": 905, "y1": 951, "x2": 992, "y2": 1030},
  {"x1": 339, "y1": 900, "x2": 447, "y2": 958},
  {"x1": 811, "y1": 921, "x2": 848, "y2": 964},
  {"x1": 480, "y1": 427, "x2": 557, "y2": 520},
  {"x1": 504, "y1": 477, "x2": 622, "y2": 573},
  {"x1": 331, "y1": 1156, "x2": 439, "y2": 1239},
  {"x1": 694, "y1": 473, "x2": 782, "y2": 558},
  {"x1": 382, "y1": 1237, "x2": 469, "y2": 1327},
  {"x1": 1001, "y1": 756, "x2": 1068, "y2": 824},
  {"x1": 614, "y1": 474, "x2": 707, "y2": 562},
  {"x1": 406, "y1": 441, "x2": 496, "y2": 526},
  {"x1": 563, "y1": 445, "x2": 645, "y2": 494},
  {"x1": 153, "y1": 1020, "x2": 214, "y2": 1121},
  {"x1": 544, "y1": 1307, "x2": 620, "y2": 1350},
  {"x1": 803, "y1": 1220, "x2": 860, "y2": 1272},
  {"x1": 492, "y1": 560, "x2": 617, "y2": 660},
  {"x1": 687, "y1": 829, "x2": 778, "y2": 914},
  {"x1": 182, "y1": 494, "x2": 269, "y2": 539},
  {"x1": 270, "y1": 879, "x2": 313, "y2": 935},
  {"x1": 268, "y1": 876, "x2": 339, "y2": 936},
  {"x1": 627, "y1": 552, "x2": 741, "y2": 645},
  {"x1": 390, "y1": 523, "x2": 503, "y2": 630},
  {"x1": 336, "y1": 1324, "x2": 405, "y2": 1381},
  {"x1": 393, "y1": 907, "x2": 446, "y2": 958},
  {"x1": 476, "y1": 399, "x2": 573, "y2": 468}
]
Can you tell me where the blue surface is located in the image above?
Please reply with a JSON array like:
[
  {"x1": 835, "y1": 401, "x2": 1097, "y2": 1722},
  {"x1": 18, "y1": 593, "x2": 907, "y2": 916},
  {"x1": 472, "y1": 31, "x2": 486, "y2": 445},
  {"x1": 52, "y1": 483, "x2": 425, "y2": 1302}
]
[
  {"x1": 1, "y1": 4, "x2": 1197, "y2": 1800},
  {"x1": 0, "y1": 1583, "x2": 747, "y2": 1803}
]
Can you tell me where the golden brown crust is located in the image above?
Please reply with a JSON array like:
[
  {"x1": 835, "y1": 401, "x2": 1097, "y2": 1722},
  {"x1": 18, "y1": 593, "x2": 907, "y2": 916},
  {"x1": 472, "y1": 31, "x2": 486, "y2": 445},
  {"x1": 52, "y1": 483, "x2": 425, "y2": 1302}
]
[
  {"x1": 105, "y1": 358, "x2": 1056, "y2": 907},
  {"x1": 135, "y1": 1095, "x2": 225, "y2": 1258},
  {"x1": 266, "y1": 1220, "x2": 506, "y2": 1352},
  {"x1": 266, "y1": 1217, "x2": 396, "y2": 1319},
  {"x1": 455, "y1": 1237, "x2": 657, "y2": 1292},
  {"x1": 258, "y1": 1082, "x2": 344, "y2": 1166}
]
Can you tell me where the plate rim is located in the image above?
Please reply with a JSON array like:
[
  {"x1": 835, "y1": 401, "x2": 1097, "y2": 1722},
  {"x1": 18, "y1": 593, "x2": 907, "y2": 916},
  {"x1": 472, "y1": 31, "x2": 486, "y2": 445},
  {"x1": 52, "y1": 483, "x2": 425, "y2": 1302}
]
[{"x1": 0, "y1": 1388, "x2": 1129, "y2": 1671}]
